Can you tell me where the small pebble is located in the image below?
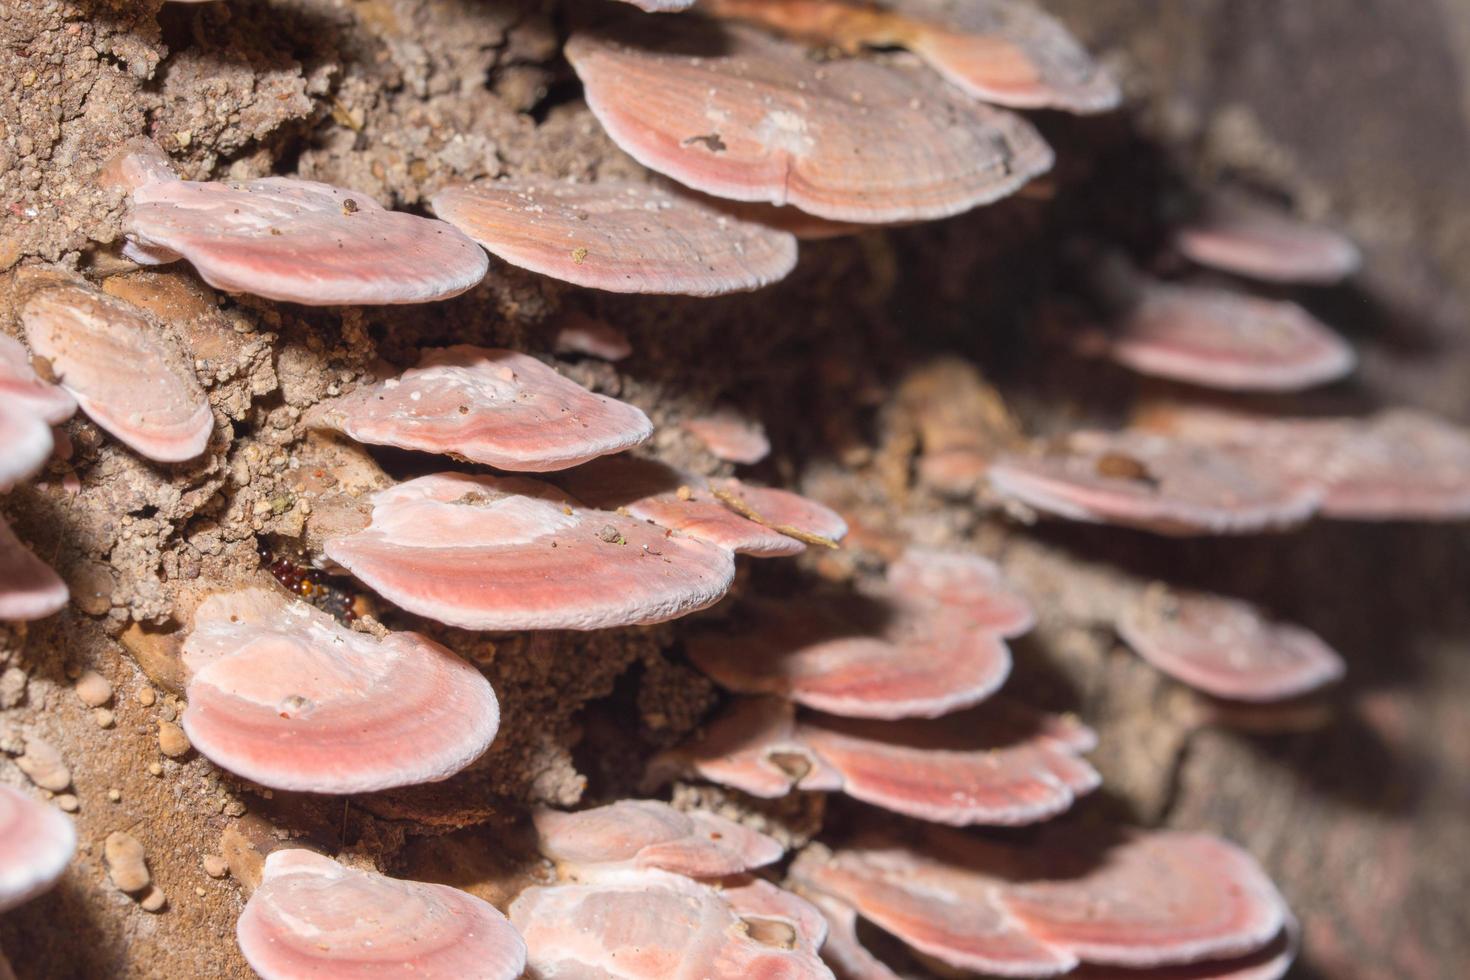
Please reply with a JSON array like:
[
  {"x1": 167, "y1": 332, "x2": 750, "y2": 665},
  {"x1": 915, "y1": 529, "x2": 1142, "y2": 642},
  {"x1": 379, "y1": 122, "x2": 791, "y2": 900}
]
[
  {"x1": 158, "y1": 702, "x2": 177, "y2": 723},
  {"x1": 147, "y1": 762, "x2": 163, "y2": 777},
  {"x1": 137, "y1": 687, "x2": 157, "y2": 707},
  {"x1": 105, "y1": 831, "x2": 150, "y2": 892},
  {"x1": 157, "y1": 721, "x2": 190, "y2": 758},
  {"x1": 202, "y1": 854, "x2": 228, "y2": 878},
  {"x1": 139, "y1": 885, "x2": 167, "y2": 913},
  {"x1": 74, "y1": 670, "x2": 113, "y2": 707},
  {"x1": 194, "y1": 887, "x2": 206, "y2": 897},
  {"x1": 56, "y1": 793, "x2": 79, "y2": 813},
  {"x1": 107, "y1": 788, "x2": 121, "y2": 803},
  {"x1": 93, "y1": 708, "x2": 116, "y2": 729},
  {"x1": 17, "y1": 737, "x2": 70, "y2": 791}
]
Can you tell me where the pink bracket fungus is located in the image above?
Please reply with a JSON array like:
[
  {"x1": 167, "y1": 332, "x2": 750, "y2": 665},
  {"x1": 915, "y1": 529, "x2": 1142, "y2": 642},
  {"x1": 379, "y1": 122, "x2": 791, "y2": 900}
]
[
  {"x1": 114, "y1": 147, "x2": 488, "y2": 305},
  {"x1": 682, "y1": 409, "x2": 772, "y2": 464},
  {"x1": 791, "y1": 840, "x2": 1076, "y2": 978},
  {"x1": 1175, "y1": 193, "x2": 1361, "y2": 285},
  {"x1": 552, "y1": 312, "x2": 635, "y2": 361},
  {"x1": 999, "y1": 831, "x2": 1289, "y2": 969},
  {"x1": 0, "y1": 398, "x2": 55, "y2": 495},
  {"x1": 0, "y1": 516, "x2": 69, "y2": 622},
  {"x1": 180, "y1": 588, "x2": 499, "y2": 793},
  {"x1": 509, "y1": 869, "x2": 834, "y2": 979},
  {"x1": 430, "y1": 179, "x2": 798, "y2": 295},
  {"x1": 565, "y1": 19, "x2": 1054, "y2": 223},
  {"x1": 237, "y1": 849, "x2": 526, "y2": 980},
  {"x1": 1068, "y1": 919, "x2": 1296, "y2": 980},
  {"x1": 20, "y1": 277, "x2": 213, "y2": 463},
  {"x1": 702, "y1": 0, "x2": 1122, "y2": 114},
  {"x1": 686, "y1": 549, "x2": 1033, "y2": 718},
  {"x1": 533, "y1": 799, "x2": 783, "y2": 879},
  {"x1": 987, "y1": 430, "x2": 1323, "y2": 535},
  {"x1": 306, "y1": 346, "x2": 653, "y2": 472},
  {"x1": 719, "y1": 875, "x2": 831, "y2": 956},
  {"x1": 707, "y1": 477, "x2": 850, "y2": 546},
  {"x1": 0, "y1": 785, "x2": 76, "y2": 913},
  {"x1": 616, "y1": 0, "x2": 699, "y2": 11},
  {"x1": 1100, "y1": 281, "x2": 1355, "y2": 392},
  {"x1": 1118, "y1": 586, "x2": 1346, "y2": 702},
  {"x1": 0, "y1": 334, "x2": 76, "y2": 428},
  {"x1": 323, "y1": 472, "x2": 735, "y2": 630}
]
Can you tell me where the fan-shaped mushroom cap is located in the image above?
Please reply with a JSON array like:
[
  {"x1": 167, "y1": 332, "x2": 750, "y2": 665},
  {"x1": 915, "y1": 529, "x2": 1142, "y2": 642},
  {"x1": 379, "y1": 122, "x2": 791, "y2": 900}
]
[
  {"x1": 0, "y1": 398, "x2": 54, "y2": 493},
  {"x1": 719, "y1": 875, "x2": 830, "y2": 955},
  {"x1": 307, "y1": 346, "x2": 652, "y2": 472},
  {"x1": 999, "y1": 831, "x2": 1287, "y2": 968},
  {"x1": 708, "y1": 478, "x2": 849, "y2": 545},
  {"x1": 682, "y1": 410, "x2": 771, "y2": 463},
  {"x1": 0, "y1": 517, "x2": 68, "y2": 622},
  {"x1": 431, "y1": 179, "x2": 797, "y2": 295},
  {"x1": 123, "y1": 176, "x2": 488, "y2": 305},
  {"x1": 988, "y1": 431, "x2": 1322, "y2": 535},
  {"x1": 509, "y1": 869, "x2": 833, "y2": 979},
  {"x1": 1176, "y1": 195, "x2": 1361, "y2": 285},
  {"x1": 324, "y1": 472, "x2": 735, "y2": 630},
  {"x1": 237, "y1": 849, "x2": 526, "y2": 980},
  {"x1": 703, "y1": 0, "x2": 1120, "y2": 114},
  {"x1": 1118, "y1": 586, "x2": 1345, "y2": 702},
  {"x1": 553, "y1": 313, "x2": 634, "y2": 361},
  {"x1": 565, "y1": 19, "x2": 1053, "y2": 223},
  {"x1": 791, "y1": 841, "x2": 1075, "y2": 977},
  {"x1": 19, "y1": 279, "x2": 212, "y2": 462},
  {"x1": 1104, "y1": 283, "x2": 1354, "y2": 391},
  {"x1": 0, "y1": 335, "x2": 76, "y2": 426},
  {"x1": 687, "y1": 550, "x2": 1031, "y2": 718},
  {"x1": 796, "y1": 704, "x2": 1100, "y2": 825},
  {"x1": 181, "y1": 588, "x2": 499, "y2": 793},
  {"x1": 534, "y1": 800, "x2": 783, "y2": 878},
  {"x1": 0, "y1": 785, "x2": 75, "y2": 913}
]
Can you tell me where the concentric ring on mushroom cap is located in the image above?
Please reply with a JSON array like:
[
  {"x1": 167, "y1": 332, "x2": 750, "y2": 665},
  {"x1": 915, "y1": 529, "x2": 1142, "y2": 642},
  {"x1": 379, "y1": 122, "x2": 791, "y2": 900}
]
[
  {"x1": 702, "y1": 0, "x2": 1121, "y2": 114},
  {"x1": 0, "y1": 516, "x2": 69, "y2": 622},
  {"x1": 306, "y1": 346, "x2": 652, "y2": 472},
  {"x1": 533, "y1": 800, "x2": 783, "y2": 878},
  {"x1": 1106, "y1": 282, "x2": 1355, "y2": 392},
  {"x1": 565, "y1": 18, "x2": 1054, "y2": 223},
  {"x1": 431, "y1": 179, "x2": 798, "y2": 295},
  {"x1": 0, "y1": 785, "x2": 75, "y2": 913},
  {"x1": 237, "y1": 849, "x2": 526, "y2": 980},
  {"x1": 1176, "y1": 193, "x2": 1361, "y2": 285},
  {"x1": 1117, "y1": 586, "x2": 1345, "y2": 702},
  {"x1": 124, "y1": 176, "x2": 488, "y2": 305},
  {"x1": 20, "y1": 279, "x2": 213, "y2": 463},
  {"x1": 987, "y1": 431, "x2": 1323, "y2": 535},
  {"x1": 324, "y1": 472, "x2": 735, "y2": 631},
  {"x1": 181, "y1": 589, "x2": 499, "y2": 793}
]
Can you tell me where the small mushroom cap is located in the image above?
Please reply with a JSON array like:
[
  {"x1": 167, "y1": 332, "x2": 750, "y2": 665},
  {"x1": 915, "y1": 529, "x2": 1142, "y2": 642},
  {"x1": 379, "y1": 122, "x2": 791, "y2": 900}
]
[
  {"x1": 324, "y1": 472, "x2": 735, "y2": 630},
  {"x1": 0, "y1": 517, "x2": 68, "y2": 622},
  {"x1": 431, "y1": 179, "x2": 798, "y2": 296},
  {"x1": 0, "y1": 334, "x2": 76, "y2": 425},
  {"x1": 704, "y1": 0, "x2": 1120, "y2": 114},
  {"x1": 181, "y1": 589, "x2": 499, "y2": 793},
  {"x1": 534, "y1": 800, "x2": 783, "y2": 878},
  {"x1": 0, "y1": 785, "x2": 76, "y2": 913},
  {"x1": 237, "y1": 849, "x2": 526, "y2": 980},
  {"x1": 0, "y1": 398, "x2": 55, "y2": 494},
  {"x1": 20, "y1": 279, "x2": 212, "y2": 462},
  {"x1": 719, "y1": 876, "x2": 830, "y2": 955},
  {"x1": 1105, "y1": 283, "x2": 1355, "y2": 392},
  {"x1": 988, "y1": 431, "x2": 1322, "y2": 535},
  {"x1": 509, "y1": 870, "x2": 833, "y2": 979},
  {"x1": 999, "y1": 831, "x2": 1287, "y2": 969},
  {"x1": 682, "y1": 410, "x2": 772, "y2": 464},
  {"x1": 125, "y1": 176, "x2": 489, "y2": 305},
  {"x1": 565, "y1": 19, "x2": 1054, "y2": 223},
  {"x1": 791, "y1": 842, "x2": 1076, "y2": 977},
  {"x1": 1176, "y1": 194, "x2": 1361, "y2": 285},
  {"x1": 553, "y1": 312, "x2": 634, "y2": 361},
  {"x1": 796, "y1": 703, "x2": 1100, "y2": 826},
  {"x1": 1118, "y1": 587, "x2": 1345, "y2": 702},
  {"x1": 687, "y1": 550, "x2": 1032, "y2": 718},
  {"x1": 307, "y1": 346, "x2": 652, "y2": 472}
]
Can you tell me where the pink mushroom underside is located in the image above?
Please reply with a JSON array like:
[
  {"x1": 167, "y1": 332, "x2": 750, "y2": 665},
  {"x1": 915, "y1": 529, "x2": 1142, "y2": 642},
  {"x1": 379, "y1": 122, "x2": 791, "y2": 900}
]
[
  {"x1": 430, "y1": 180, "x2": 798, "y2": 296},
  {"x1": 1109, "y1": 285, "x2": 1354, "y2": 391},
  {"x1": 987, "y1": 432, "x2": 1322, "y2": 535},
  {"x1": 534, "y1": 800, "x2": 782, "y2": 878},
  {"x1": 564, "y1": 19, "x2": 1054, "y2": 224},
  {"x1": 20, "y1": 281, "x2": 212, "y2": 462},
  {"x1": 509, "y1": 871, "x2": 833, "y2": 979},
  {"x1": 796, "y1": 707, "x2": 1100, "y2": 825},
  {"x1": 182, "y1": 589, "x2": 498, "y2": 793},
  {"x1": 237, "y1": 849, "x2": 525, "y2": 980},
  {"x1": 323, "y1": 473, "x2": 735, "y2": 631},
  {"x1": 0, "y1": 516, "x2": 69, "y2": 622},
  {"x1": 998, "y1": 831, "x2": 1288, "y2": 968},
  {"x1": 0, "y1": 785, "x2": 76, "y2": 913},
  {"x1": 1175, "y1": 198, "x2": 1360, "y2": 284},
  {"x1": 126, "y1": 177, "x2": 488, "y2": 305},
  {"x1": 682, "y1": 413, "x2": 771, "y2": 464},
  {"x1": 1118, "y1": 589, "x2": 1345, "y2": 701},
  {"x1": 792, "y1": 845, "x2": 1076, "y2": 977},
  {"x1": 308, "y1": 346, "x2": 652, "y2": 471}
]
